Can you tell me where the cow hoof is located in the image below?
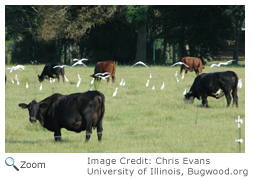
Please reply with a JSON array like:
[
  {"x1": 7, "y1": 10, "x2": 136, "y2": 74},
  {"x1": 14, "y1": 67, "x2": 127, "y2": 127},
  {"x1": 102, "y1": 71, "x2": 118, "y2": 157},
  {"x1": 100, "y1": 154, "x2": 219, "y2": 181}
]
[{"x1": 54, "y1": 140, "x2": 62, "y2": 143}]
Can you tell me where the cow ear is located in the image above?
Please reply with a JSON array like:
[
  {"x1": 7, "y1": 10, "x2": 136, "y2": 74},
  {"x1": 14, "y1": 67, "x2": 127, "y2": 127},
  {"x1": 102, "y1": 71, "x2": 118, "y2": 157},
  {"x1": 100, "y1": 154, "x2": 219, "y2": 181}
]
[
  {"x1": 19, "y1": 103, "x2": 28, "y2": 109},
  {"x1": 39, "y1": 102, "x2": 48, "y2": 109}
]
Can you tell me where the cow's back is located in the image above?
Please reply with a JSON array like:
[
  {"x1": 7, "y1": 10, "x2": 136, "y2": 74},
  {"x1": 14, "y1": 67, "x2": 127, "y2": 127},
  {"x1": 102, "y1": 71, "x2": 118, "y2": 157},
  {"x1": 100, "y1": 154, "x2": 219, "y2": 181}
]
[
  {"x1": 181, "y1": 57, "x2": 204, "y2": 75},
  {"x1": 94, "y1": 61, "x2": 115, "y2": 74}
]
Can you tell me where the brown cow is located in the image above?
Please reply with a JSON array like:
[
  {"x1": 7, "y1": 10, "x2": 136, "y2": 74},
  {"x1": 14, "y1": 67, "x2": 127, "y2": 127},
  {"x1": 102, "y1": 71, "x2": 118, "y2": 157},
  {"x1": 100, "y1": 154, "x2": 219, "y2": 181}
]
[
  {"x1": 180, "y1": 57, "x2": 204, "y2": 76},
  {"x1": 90, "y1": 60, "x2": 116, "y2": 83}
]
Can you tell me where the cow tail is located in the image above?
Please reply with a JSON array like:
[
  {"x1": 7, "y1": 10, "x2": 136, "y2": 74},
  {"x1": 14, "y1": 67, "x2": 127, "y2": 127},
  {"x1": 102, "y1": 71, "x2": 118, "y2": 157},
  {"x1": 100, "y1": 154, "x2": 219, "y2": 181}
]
[
  {"x1": 96, "y1": 91, "x2": 105, "y2": 131},
  {"x1": 112, "y1": 62, "x2": 116, "y2": 82},
  {"x1": 232, "y1": 71, "x2": 239, "y2": 93}
]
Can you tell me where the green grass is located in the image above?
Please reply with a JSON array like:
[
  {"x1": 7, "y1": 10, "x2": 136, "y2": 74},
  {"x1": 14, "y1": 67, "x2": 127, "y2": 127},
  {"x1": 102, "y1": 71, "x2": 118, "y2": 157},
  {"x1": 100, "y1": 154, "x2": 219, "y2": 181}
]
[{"x1": 5, "y1": 61, "x2": 245, "y2": 153}]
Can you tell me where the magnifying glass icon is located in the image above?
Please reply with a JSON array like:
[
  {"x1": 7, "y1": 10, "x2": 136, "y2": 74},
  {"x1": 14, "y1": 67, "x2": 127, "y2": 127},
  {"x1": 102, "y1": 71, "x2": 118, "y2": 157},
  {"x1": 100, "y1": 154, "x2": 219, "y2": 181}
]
[{"x1": 5, "y1": 157, "x2": 19, "y2": 171}]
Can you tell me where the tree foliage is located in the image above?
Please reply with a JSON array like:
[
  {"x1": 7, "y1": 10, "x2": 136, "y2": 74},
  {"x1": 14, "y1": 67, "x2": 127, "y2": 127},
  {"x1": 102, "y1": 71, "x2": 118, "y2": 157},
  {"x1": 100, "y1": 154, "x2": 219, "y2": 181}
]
[{"x1": 5, "y1": 5, "x2": 245, "y2": 65}]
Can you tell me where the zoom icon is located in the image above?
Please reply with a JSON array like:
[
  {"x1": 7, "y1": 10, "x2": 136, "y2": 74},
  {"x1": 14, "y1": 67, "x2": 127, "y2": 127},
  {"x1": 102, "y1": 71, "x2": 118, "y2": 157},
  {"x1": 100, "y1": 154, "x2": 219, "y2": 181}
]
[{"x1": 5, "y1": 157, "x2": 19, "y2": 171}]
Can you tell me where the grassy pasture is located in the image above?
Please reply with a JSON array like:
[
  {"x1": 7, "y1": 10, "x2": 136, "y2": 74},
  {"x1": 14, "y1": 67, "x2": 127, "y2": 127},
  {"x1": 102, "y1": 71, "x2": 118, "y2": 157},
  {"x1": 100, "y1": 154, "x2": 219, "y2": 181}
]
[{"x1": 5, "y1": 61, "x2": 245, "y2": 153}]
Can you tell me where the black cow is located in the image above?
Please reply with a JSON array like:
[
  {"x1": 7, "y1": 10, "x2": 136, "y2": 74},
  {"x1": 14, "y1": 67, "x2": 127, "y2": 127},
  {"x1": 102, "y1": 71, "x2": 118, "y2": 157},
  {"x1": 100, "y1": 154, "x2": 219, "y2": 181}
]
[
  {"x1": 184, "y1": 71, "x2": 238, "y2": 107},
  {"x1": 19, "y1": 91, "x2": 105, "y2": 142},
  {"x1": 38, "y1": 62, "x2": 65, "y2": 82}
]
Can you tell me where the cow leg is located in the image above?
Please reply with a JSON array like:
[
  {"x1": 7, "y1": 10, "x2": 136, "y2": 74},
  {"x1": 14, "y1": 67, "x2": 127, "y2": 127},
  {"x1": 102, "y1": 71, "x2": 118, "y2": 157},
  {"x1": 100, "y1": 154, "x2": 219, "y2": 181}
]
[
  {"x1": 112, "y1": 75, "x2": 115, "y2": 83},
  {"x1": 180, "y1": 65, "x2": 184, "y2": 74},
  {"x1": 54, "y1": 131, "x2": 61, "y2": 142},
  {"x1": 224, "y1": 92, "x2": 232, "y2": 107},
  {"x1": 52, "y1": 117, "x2": 61, "y2": 142},
  {"x1": 85, "y1": 131, "x2": 92, "y2": 142},
  {"x1": 85, "y1": 121, "x2": 92, "y2": 143},
  {"x1": 201, "y1": 95, "x2": 209, "y2": 107},
  {"x1": 232, "y1": 89, "x2": 238, "y2": 107},
  {"x1": 97, "y1": 120, "x2": 103, "y2": 142},
  {"x1": 107, "y1": 76, "x2": 110, "y2": 83},
  {"x1": 232, "y1": 92, "x2": 238, "y2": 107},
  {"x1": 197, "y1": 67, "x2": 202, "y2": 75},
  {"x1": 57, "y1": 75, "x2": 60, "y2": 82}
]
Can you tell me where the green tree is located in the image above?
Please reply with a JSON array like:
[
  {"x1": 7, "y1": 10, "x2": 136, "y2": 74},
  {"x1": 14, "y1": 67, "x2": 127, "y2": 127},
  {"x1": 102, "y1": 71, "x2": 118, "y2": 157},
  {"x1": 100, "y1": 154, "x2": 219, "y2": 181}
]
[
  {"x1": 5, "y1": 5, "x2": 39, "y2": 63},
  {"x1": 126, "y1": 5, "x2": 150, "y2": 63},
  {"x1": 149, "y1": 5, "x2": 235, "y2": 63},
  {"x1": 37, "y1": 5, "x2": 117, "y2": 62},
  {"x1": 230, "y1": 5, "x2": 245, "y2": 64}
]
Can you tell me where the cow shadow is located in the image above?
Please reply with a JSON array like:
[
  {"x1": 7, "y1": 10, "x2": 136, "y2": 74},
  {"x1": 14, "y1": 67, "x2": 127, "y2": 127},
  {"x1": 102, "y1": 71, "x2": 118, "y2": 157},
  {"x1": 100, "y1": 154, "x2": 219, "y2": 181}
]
[{"x1": 5, "y1": 139, "x2": 69, "y2": 144}]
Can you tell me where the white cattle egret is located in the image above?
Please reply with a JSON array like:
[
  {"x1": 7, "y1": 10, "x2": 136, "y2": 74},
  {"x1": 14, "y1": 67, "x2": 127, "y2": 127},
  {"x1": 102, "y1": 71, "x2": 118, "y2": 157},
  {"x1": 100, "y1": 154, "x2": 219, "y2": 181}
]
[
  {"x1": 122, "y1": 79, "x2": 125, "y2": 86},
  {"x1": 175, "y1": 71, "x2": 177, "y2": 76},
  {"x1": 181, "y1": 72, "x2": 184, "y2": 79},
  {"x1": 150, "y1": 72, "x2": 152, "y2": 78},
  {"x1": 237, "y1": 79, "x2": 242, "y2": 88},
  {"x1": 15, "y1": 65, "x2": 26, "y2": 70},
  {"x1": 132, "y1": 61, "x2": 148, "y2": 67},
  {"x1": 15, "y1": 75, "x2": 19, "y2": 85},
  {"x1": 119, "y1": 78, "x2": 124, "y2": 86},
  {"x1": 210, "y1": 60, "x2": 236, "y2": 68},
  {"x1": 39, "y1": 83, "x2": 42, "y2": 91},
  {"x1": 76, "y1": 74, "x2": 81, "y2": 87},
  {"x1": 161, "y1": 82, "x2": 165, "y2": 90},
  {"x1": 26, "y1": 82, "x2": 29, "y2": 89},
  {"x1": 183, "y1": 87, "x2": 186, "y2": 95},
  {"x1": 50, "y1": 77, "x2": 52, "y2": 83},
  {"x1": 97, "y1": 74, "x2": 111, "y2": 80},
  {"x1": 71, "y1": 58, "x2": 88, "y2": 67},
  {"x1": 94, "y1": 72, "x2": 111, "y2": 80},
  {"x1": 112, "y1": 88, "x2": 118, "y2": 97},
  {"x1": 90, "y1": 78, "x2": 95, "y2": 85},
  {"x1": 53, "y1": 65, "x2": 69, "y2": 69},
  {"x1": 171, "y1": 62, "x2": 189, "y2": 68},
  {"x1": 146, "y1": 80, "x2": 149, "y2": 87},
  {"x1": 90, "y1": 87, "x2": 93, "y2": 91},
  {"x1": 176, "y1": 77, "x2": 179, "y2": 83},
  {"x1": 7, "y1": 65, "x2": 26, "y2": 73},
  {"x1": 152, "y1": 85, "x2": 155, "y2": 90},
  {"x1": 64, "y1": 75, "x2": 69, "y2": 82},
  {"x1": 94, "y1": 72, "x2": 111, "y2": 77},
  {"x1": 73, "y1": 58, "x2": 88, "y2": 62}
]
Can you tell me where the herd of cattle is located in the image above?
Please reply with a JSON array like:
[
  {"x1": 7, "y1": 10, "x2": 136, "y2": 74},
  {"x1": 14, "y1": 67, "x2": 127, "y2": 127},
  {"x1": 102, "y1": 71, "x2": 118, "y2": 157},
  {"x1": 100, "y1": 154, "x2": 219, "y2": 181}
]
[{"x1": 14, "y1": 57, "x2": 240, "y2": 142}]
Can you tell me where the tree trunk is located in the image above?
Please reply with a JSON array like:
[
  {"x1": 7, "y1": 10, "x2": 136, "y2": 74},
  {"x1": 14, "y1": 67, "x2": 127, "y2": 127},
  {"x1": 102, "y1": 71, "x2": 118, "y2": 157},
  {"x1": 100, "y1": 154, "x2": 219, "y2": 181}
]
[
  {"x1": 233, "y1": 15, "x2": 244, "y2": 64},
  {"x1": 162, "y1": 38, "x2": 167, "y2": 65},
  {"x1": 20, "y1": 5, "x2": 37, "y2": 59},
  {"x1": 64, "y1": 42, "x2": 67, "y2": 64},
  {"x1": 178, "y1": 41, "x2": 186, "y2": 62},
  {"x1": 135, "y1": 13, "x2": 147, "y2": 63},
  {"x1": 178, "y1": 27, "x2": 186, "y2": 61},
  {"x1": 172, "y1": 44, "x2": 176, "y2": 64},
  {"x1": 189, "y1": 43, "x2": 196, "y2": 57},
  {"x1": 56, "y1": 38, "x2": 61, "y2": 62}
]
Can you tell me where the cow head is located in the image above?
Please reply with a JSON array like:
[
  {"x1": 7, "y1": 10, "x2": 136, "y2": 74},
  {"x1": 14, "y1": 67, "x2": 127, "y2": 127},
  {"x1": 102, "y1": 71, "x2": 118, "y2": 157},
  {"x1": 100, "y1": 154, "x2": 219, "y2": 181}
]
[
  {"x1": 90, "y1": 74, "x2": 96, "y2": 78},
  {"x1": 38, "y1": 75, "x2": 44, "y2": 82},
  {"x1": 183, "y1": 91, "x2": 195, "y2": 104},
  {"x1": 19, "y1": 100, "x2": 48, "y2": 123}
]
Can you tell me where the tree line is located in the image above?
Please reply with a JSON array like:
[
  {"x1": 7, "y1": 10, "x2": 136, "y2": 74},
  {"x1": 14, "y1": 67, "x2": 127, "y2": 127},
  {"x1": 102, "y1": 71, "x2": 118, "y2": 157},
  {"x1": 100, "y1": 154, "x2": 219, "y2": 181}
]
[{"x1": 5, "y1": 5, "x2": 245, "y2": 65}]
